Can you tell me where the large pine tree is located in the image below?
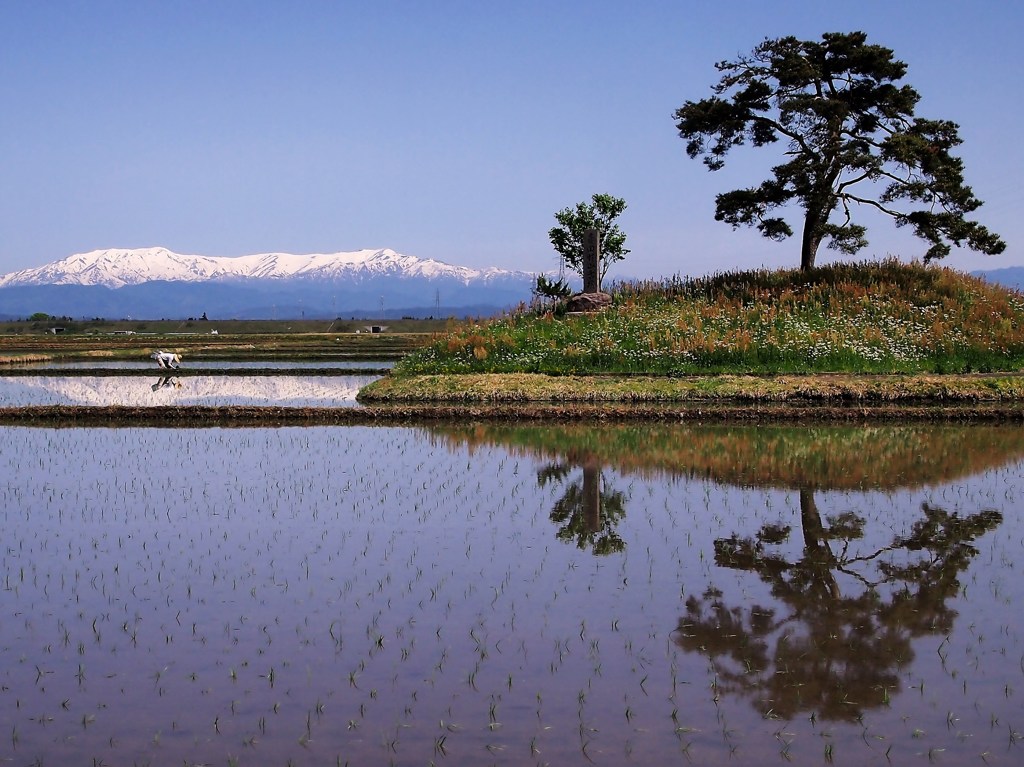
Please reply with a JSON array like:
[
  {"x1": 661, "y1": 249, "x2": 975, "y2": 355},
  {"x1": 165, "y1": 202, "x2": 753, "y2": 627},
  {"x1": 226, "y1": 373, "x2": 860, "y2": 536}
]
[{"x1": 674, "y1": 31, "x2": 1005, "y2": 271}]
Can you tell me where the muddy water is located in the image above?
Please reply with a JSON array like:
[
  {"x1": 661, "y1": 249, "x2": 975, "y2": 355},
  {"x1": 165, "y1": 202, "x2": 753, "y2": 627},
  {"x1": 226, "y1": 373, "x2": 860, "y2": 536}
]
[{"x1": 1, "y1": 424, "x2": 1022, "y2": 766}]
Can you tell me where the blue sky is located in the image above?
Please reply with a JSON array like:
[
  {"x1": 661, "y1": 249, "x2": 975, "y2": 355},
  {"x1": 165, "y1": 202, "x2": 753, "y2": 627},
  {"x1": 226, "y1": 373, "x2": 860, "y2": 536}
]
[{"x1": 1, "y1": 1, "x2": 1020, "y2": 279}]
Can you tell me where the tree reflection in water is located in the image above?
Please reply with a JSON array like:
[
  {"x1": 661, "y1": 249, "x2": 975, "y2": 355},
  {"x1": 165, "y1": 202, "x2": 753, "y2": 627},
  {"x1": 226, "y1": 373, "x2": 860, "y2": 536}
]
[
  {"x1": 675, "y1": 491, "x2": 1002, "y2": 721},
  {"x1": 537, "y1": 461, "x2": 627, "y2": 555},
  {"x1": 428, "y1": 422, "x2": 1024, "y2": 724}
]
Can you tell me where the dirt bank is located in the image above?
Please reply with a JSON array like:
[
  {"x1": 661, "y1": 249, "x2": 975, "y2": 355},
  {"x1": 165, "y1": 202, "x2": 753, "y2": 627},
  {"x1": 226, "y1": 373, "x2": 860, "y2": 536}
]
[{"x1": 2, "y1": 401, "x2": 1024, "y2": 427}]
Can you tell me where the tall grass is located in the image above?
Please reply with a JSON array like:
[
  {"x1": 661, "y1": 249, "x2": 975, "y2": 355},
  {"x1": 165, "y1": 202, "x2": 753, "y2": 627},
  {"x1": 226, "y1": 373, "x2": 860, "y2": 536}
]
[{"x1": 396, "y1": 260, "x2": 1024, "y2": 375}]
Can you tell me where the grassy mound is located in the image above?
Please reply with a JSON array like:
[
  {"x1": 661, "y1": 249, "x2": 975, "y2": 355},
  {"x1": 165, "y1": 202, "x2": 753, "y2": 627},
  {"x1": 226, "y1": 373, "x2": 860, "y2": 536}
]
[{"x1": 394, "y1": 260, "x2": 1024, "y2": 376}]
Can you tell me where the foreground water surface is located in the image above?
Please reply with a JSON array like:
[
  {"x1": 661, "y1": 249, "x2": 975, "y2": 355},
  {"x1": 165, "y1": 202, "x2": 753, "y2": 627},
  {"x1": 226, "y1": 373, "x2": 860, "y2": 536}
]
[{"x1": 2, "y1": 423, "x2": 1023, "y2": 766}]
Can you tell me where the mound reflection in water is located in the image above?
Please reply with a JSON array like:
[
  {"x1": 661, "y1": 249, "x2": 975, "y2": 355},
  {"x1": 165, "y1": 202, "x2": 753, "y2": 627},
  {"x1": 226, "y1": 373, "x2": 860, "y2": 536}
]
[{"x1": 2, "y1": 423, "x2": 1023, "y2": 765}]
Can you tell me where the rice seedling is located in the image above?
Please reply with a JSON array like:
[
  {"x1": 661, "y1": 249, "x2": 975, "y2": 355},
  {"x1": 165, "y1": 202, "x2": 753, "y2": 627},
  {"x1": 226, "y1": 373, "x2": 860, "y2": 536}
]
[{"x1": 1, "y1": 422, "x2": 1023, "y2": 764}]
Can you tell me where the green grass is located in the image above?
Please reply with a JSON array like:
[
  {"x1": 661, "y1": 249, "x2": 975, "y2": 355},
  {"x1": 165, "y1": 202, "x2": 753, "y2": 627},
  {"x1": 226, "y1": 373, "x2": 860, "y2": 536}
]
[
  {"x1": 394, "y1": 260, "x2": 1024, "y2": 376},
  {"x1": 357, "y1": 371, "x2": 1024, "y2": 403}
]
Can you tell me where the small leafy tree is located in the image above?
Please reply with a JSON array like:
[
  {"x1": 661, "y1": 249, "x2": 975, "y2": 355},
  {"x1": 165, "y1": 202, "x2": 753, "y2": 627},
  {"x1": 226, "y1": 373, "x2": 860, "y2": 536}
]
[
  {"x1": 674, "y1": 31, "x2": 1005, "y2": 271},
  {"x1": 548, "y1": 193, "x2": 629, "y2": 284},
  {"x1": 533, "y1": 274, "x2": 573, "y2": 304}
]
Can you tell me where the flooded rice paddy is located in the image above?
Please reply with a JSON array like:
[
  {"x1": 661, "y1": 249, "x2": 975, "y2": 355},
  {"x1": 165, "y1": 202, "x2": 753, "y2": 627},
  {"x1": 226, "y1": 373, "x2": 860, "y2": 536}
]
[
  {"x1": 12, "y1": 361, "x2": 395, "y2": 371},
  {"x1": 2, "y1": 423, "x2": 1024, "y2": 766},
  {"x1": 0, "y1": 375, "x2": 377, "y2": 407}
]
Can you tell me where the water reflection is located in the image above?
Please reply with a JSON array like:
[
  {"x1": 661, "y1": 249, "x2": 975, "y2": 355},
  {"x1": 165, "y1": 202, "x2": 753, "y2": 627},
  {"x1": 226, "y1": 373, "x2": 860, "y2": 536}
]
[
  {"x1": 150, "y1": 376, "x2": 183, "y2": 391},
  {"x1": 432, "y1": 424, "x2": 1024, "y2": 548},
  {"x1": 538, "y1": 462, "x2": 626, "y2": 554},
  {"x1": 3, "y1": 423, "x2": 1024, "y2": 765},
  {"x1": 12, "y1": 359, "x2": 395, "y2": 370},
  {"x1": 0, "y1": 374, "x2": 378, "y2": 406},
  {"x1": 432, "y1": 423, "x2": 1024, "y2": 489},
  {"x1": 677, "y1": 493, "x2": 1001, "y2": 721},
  {"x1": 431, "y1": 422, "x2": 1022, "y2": 723}
]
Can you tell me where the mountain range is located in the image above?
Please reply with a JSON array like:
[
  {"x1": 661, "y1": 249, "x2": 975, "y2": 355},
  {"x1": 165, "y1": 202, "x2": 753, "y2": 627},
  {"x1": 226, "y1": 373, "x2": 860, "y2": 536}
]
[
  {"x1": 970, "y1": 266, "x2": 1024, "y2": 292},
  {"x1": 0, "y1": 247, "x2": 540, "y2": 319},
  {"x1": 2, "y1": 247, "x2": 1020, "y2": 322}
]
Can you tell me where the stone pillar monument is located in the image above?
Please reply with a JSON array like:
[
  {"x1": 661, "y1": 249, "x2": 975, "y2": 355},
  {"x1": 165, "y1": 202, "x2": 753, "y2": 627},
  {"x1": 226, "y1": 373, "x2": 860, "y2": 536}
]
[{"x1": 565, "y1": 228, "x2": 613, "y2": 313}]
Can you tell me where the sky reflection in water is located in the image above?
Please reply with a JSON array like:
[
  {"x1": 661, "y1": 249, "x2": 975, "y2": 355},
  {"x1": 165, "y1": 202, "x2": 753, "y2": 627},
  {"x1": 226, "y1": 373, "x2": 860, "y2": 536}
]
[
  {"x1": 0, "y1": 374, "x2": 376, "y2": 406},
  {"x1": 1, "y1": 423, "x2": 1022, "y2": 766},
  {"x1": 18, "y1": 360, "x2": 394, "y2": 370}
]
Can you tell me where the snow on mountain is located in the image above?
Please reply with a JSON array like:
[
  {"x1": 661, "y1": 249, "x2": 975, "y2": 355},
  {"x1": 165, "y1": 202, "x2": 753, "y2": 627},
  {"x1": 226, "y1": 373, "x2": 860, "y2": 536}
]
[
  {"x1": 0, "y1": 247, "x2": 529, "y2": 288},
  {"x1": 0, "y1": 247, "x2": 541, "y2": 319},
  {"x1": 7, "y1": 374, "x2": 369, "y2": 407}
]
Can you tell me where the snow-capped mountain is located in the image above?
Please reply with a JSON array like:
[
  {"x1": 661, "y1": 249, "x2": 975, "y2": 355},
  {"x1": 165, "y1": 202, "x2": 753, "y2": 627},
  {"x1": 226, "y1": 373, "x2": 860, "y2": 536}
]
[
  {"x1": 0, "y1": 247, "x2": 539, "y2": 319},
  {"x1": 0, "y1": 247, "x2": 524, "y2": 289},
  {"x1": 5, "y1": 373, "x2": 369, "y2": 407}
]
